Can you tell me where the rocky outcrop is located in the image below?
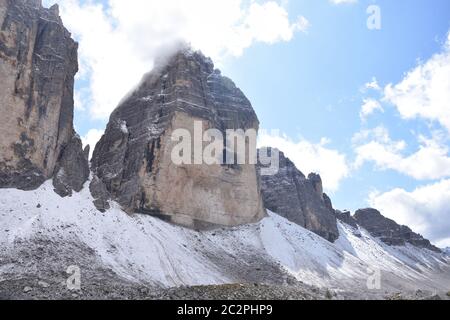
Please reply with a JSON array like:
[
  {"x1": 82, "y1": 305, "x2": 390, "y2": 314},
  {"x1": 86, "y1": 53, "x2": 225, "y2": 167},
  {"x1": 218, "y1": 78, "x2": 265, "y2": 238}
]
[
  {"x1": 0, "y1": 0, "x2": 88, "y2": 194},
  {"x1": 354, "y1": 208, "x2": 441, "y2": 252},
  {"x1": 52, "y1": 136, "x2": 90, "y2": 197},
  {"x1": 89, "y1": 175, "x2": 110, "y2": 213},
  {"x1": 257, "y1": 149, "x2": 339, "y2": 242},
  {"x1": 335, "y1": 210, "x2": 358, "y2": 229},
  {"x1": 91, "y1": 48, "x2": 266, "y2": 228}
]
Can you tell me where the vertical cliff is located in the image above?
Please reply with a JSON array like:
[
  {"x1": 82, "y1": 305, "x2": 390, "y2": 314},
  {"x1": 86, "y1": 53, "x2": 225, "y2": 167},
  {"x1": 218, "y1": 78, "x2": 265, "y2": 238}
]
[
  {"x1": 91, "y1": 48, "x2": 266, "y2": 228},
  {"x1": 0, "y1": 0, "x2": 88, "y2": 195},
  {"x1": 257, "y1": 149, "x2": 339, "y2": 242}
]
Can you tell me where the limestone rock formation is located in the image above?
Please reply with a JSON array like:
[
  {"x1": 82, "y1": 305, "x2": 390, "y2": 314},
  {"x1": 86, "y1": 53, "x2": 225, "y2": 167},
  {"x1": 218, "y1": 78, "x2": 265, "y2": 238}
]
[
  {"x1": 89, "y1": 175, "x2": 111, "y2": 213},
  {"x1": 257, "y1": 149, "x2": 339, "y2": 242},
  {"x1": 91, "y1": 48, "x2": 266, "y2": 228},
  {"x1": 52, "y1": 136, "x2": 90, "y2": 197},
  {"x1": 335, "y1": 210, "x2": 358, "y2": 229},
  {"x1": 0, "y1": 0, "x2": 88, "y2": 194},
  {"x1": 354, "y1": 208, "x2": 441, "y2": 252}
]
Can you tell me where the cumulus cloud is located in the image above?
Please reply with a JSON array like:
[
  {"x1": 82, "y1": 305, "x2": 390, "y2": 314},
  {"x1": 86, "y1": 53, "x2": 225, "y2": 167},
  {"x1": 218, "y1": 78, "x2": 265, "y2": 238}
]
[
  {"x1": 355, "y1": 32, "x2": 450, "y2": 247},
  {"x1": 81, "y1": 129, "x2": 105, "y2": 159},
  {"x1": 258, "y1": 131, "x2": 350, "y2": 193},
  {"x1": 384, "y1": 32, "x2": 450, "y2": 133},
  {"x1": 353, "y1": 126, "x2": 450, "y2": 180},
  {"x1": 43, "y1": 0, "x2": 309, "y2": 120},
  {"x1": 360, "y1": 98, "x2": 383, "y2": 121},
  {"x1": 369, "y1": 179, "x2": 450, "y2": 247}
]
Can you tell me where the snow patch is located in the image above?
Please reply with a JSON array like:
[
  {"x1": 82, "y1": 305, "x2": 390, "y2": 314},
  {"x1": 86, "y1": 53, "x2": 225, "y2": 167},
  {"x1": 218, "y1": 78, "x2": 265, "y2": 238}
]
[
  {"x1": 0, "y1": 183, "x2": 449, "y2": 291},
  {"x1": 119, "y1": 121, "x2": 128, "y2": 134}
]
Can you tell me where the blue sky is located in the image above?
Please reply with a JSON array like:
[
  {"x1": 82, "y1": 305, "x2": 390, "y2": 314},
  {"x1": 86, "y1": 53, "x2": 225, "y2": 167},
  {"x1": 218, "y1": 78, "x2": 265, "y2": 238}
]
[
  {"x1": 225, "y1": 0, "x2": 450, "y2": 207},
  {"x1": 45, "y1": 0, "x2": 450, "y2": 246}
]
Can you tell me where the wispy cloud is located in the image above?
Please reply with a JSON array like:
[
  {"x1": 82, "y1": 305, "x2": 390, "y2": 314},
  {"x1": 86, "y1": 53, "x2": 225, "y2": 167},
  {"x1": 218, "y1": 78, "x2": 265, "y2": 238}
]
[
  {"x1": 329, "y1": 0, "x2": 358, "y2": 5},
  {"x1": 364, "y1": 77, "x2": 381, "y2": 91},
  {"x1": 360, "y1": 98, "x2": 383, "y2": 121}
]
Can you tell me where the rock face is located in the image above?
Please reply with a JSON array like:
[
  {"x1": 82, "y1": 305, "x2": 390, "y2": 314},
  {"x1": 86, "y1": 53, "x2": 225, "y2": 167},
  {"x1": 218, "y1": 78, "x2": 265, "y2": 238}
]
[
  {"x1": 0, "y1": 0, "x2": 88, "y2": 194},
  {"x1": 257, "y1": 149, "x2": 339, "y2": 242},
  {"x1": 91, "y1": 48, "x2": 266, "y2": 228},
  {"x1": 354, "y1": 208, "x2": 441, "y2": 252},
  {"x1": 52, "y1": 136, "x2": 90, "y2": 197},
  {"x1": 335, "y1": 210, "x2": 358, "y2": 229}
]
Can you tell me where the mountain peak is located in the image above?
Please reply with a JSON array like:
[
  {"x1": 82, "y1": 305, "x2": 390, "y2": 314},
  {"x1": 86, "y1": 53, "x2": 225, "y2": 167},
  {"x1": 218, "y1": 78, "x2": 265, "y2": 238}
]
[
  {"x1": 91, "y1": 49, "x2": 265, "y2": 228},
  {"x1": 354, "y1": 208, "x2": 441, "y2": 252},
  {"x1": 150, "y1": 43, "x2": 214, "y2": 75}
]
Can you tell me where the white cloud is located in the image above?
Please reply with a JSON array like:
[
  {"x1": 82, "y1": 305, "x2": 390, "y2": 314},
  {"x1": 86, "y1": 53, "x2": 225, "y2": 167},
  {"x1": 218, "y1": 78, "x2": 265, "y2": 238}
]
[
  {"x1": 436, "y1": 238, "x2": 450, "y2": 248},
  {"x1": 81, "y1": 129, "x2": 104, "y2": 159},
  {"x1": 43, "y1": 0, "x2": 309, "y2": 120},
  {"x1": 384, "y1": 32, "x2": 450, "y2": 133},
  {"x1": 369, "y1": 179, "x2": 450, "y2": 247},
  {"x1": 329, "y1": 0, "x2": 357, "y2": 5},
  {"x1": 360, "y1": 98, "x2": 383, "y2": 121},
  {"x1": 258, "y1": 131, "x2": 350, "y2": 192},
  {"x1": 245, "y1": 2, "x2": 310, "y2": 43},
  {"x1": 365, "y1": 77, "x2": 381, "y2": 91},
  {"x1": 73, "y1": 91, "x2": 85, "y2": 111},
  {"x1": 354, "y1": 126, "x2": 450, "y2": 181}
]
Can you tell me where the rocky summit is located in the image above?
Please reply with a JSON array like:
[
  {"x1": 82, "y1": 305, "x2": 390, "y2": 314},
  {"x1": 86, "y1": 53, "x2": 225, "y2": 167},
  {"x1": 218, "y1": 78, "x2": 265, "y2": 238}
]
[
  {"x1": 257, "y1": 149, "x2": 339, "y2": 242},
  {"x1": 0, "y1": 0, "x2": 88, "y2": 195},
  {"x1": 354, "y1": 208, "x2": 441, "y2": 252},
  {"x1": 91, "y1": 48, "x2": 266, "y2": 229},
  {"x1": 334, "y1": 210, "x2": 359, "y2": 229}
]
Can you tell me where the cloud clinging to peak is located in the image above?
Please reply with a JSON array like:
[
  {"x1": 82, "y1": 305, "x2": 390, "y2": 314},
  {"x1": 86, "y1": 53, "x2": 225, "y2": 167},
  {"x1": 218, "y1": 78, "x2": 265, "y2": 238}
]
[{"x1": 43, "y1": 0, "x2": 309, "y2": 120}]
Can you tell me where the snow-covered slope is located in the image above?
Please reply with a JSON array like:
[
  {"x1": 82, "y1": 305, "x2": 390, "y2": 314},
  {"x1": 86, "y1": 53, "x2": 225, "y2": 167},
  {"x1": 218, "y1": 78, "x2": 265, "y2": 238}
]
[{"x1": 1, "y1": 181, "x2": 449, "y2": 296}]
